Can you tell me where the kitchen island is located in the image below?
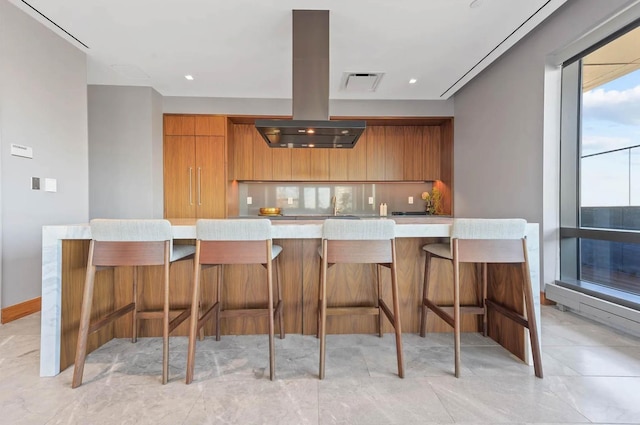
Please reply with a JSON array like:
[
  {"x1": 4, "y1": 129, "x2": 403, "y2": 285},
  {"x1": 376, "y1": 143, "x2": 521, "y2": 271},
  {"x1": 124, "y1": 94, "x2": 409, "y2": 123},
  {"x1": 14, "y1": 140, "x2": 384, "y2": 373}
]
[{"x1": 40, "y1": 217, "x2": 539, "y2": 376}]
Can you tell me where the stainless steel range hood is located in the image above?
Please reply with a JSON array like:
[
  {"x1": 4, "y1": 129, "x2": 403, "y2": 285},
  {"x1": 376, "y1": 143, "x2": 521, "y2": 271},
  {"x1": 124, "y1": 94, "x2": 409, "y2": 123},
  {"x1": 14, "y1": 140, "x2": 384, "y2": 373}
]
[{"x1": 255, "y1": 10, "x2": 366, "y2": 148}]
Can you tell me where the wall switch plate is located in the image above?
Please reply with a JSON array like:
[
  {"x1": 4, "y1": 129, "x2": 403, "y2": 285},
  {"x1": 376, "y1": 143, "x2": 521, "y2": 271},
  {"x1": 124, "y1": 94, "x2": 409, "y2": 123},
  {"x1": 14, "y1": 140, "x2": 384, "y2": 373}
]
[
  {"x1": 408, "y1": 196, "x2": 414, "y2": 204},
  {"x1": 288, "y1": 197, "x2": 293, "y2": 205},
  {"x1": 31, "y1": 177, "x2": 40, "y2": 190},
  {"x1": 44, "y1": 178, "x2": 57, "y2": 192},
  {"x1": 247, "y1": 196, "x2": 252, "y2": 205},
  {"x1": 368, "y1": 196, "x2": 374, "y2": 205}
]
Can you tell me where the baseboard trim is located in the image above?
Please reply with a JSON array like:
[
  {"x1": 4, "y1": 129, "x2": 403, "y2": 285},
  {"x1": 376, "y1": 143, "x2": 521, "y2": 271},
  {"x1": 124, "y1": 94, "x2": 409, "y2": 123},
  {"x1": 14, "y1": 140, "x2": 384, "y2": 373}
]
[
  {"x1": 546, "y1": 283, "x2": 640, "y2": 337},
  {"x1": 1, "y1": 297, "x2": 41, "y2": 324},
  {"x1": 540, "y1": 290, "x2": 556, "y2": 306}
]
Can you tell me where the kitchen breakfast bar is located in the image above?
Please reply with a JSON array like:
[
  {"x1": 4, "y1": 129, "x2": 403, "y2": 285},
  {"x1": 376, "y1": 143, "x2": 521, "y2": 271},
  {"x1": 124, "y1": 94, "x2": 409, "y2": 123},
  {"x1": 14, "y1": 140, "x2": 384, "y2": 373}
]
[{"x1": 40, "y1": 217, "x2": 540, "y2": 377}]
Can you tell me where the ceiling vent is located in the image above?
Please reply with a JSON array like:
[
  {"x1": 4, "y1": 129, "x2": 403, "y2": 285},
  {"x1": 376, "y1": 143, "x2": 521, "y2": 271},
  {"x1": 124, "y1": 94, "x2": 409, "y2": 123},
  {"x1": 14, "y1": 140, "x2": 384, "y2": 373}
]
[{"x1": 340, "y1": 72, "x2": 384, "y2": 92}]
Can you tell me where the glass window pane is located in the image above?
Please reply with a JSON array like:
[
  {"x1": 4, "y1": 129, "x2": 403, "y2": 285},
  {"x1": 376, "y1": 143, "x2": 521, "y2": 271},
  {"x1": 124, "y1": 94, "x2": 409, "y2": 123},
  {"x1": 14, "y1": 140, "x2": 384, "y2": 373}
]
[
  {"x1": 580, "y1": 239, "x2": 640, "y2": 296},
  {"x1": 631, "y1": 147, "x2": 640, "y2": 205},
  {"x1": 580, "y1": 150, "x2": 629, "y2": 207}
]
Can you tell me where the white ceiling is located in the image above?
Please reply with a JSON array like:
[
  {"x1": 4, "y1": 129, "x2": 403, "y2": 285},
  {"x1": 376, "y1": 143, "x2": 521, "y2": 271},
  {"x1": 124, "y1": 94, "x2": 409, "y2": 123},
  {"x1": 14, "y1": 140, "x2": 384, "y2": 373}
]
[{"x1": 10, "y1": 0, "x2": 567, "y2": 100}]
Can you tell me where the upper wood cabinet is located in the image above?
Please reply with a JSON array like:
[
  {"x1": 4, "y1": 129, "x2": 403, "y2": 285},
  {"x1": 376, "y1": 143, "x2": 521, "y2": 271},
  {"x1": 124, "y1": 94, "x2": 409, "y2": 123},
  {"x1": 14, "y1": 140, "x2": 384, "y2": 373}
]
[
  {"x1": 195, "y1": 116, "x2": 225, "y2": 136},
  {"x1": 164, "y1": 115, "x2": 195, "y2": 135},
  {"x1": 229, "y1": 120, "x2": 450, "y2": 182},
  {"x1": 365, "y1": 126, "x2": 385, "y2": 180},
  {"x1": 164, "y1": 115, "x2": 226, "y2": 218}
]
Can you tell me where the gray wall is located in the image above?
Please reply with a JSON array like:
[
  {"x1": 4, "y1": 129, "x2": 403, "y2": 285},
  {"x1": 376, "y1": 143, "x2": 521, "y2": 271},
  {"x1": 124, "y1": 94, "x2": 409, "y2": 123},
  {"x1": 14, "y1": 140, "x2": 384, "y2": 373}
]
[
  {"x1": 0, "y1": 0, "x2": 89, "y2": 308},
  {"x1": 163, "y1": 96, "x2": 454, "y2": 117},
  {"x1": 88, "y1": 85, "x2": 163, "y2": 219},
  {"x1": 452, "y1": 0, "x2": 634, "y2": 286}
]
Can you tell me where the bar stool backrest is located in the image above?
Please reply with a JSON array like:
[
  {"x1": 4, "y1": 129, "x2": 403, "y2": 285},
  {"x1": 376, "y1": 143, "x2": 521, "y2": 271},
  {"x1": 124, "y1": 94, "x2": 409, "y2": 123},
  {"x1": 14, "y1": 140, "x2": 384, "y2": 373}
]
[
  {"x1": 323, "y1": 219, "x2": 395, "y2": 240},
  {"x1": 450, "y1": 218, "x2": 527, "y2": 264},
  {"x1": 196, "y1": 219, "x2": 273, "y2": 264},
  {"x1": 90, "y1": 219, "x2": 172, "y2": 241},
  {"x1": 322, "y1": 219, "x2": 395, "y2": 264},
  {"x1": 89, "y1": 219, "x2": 172, "y2": 267}
]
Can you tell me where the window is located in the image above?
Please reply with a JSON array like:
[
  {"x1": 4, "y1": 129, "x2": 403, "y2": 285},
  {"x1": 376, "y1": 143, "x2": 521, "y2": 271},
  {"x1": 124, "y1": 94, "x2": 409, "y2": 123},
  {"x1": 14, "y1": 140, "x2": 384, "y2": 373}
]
[{"x1": 559, "y1": 23, "x2": 640, "y2": 308}]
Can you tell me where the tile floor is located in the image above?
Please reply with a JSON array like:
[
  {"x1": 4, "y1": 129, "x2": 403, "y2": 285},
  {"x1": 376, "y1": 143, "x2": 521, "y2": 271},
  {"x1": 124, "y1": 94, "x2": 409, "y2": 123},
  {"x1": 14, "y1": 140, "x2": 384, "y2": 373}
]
[{"x1": 1, "y1": 306, "x2": 640, "y2": 424}]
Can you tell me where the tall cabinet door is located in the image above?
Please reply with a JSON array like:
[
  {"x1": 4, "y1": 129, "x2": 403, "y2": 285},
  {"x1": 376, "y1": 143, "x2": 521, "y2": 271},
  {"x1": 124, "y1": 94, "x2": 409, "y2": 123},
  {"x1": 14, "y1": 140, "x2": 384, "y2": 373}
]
[
  {"x1": 164, "y1": 135, "x2": 196, "y2": 218},
  {"x1": 196, "y1": 136, "x2": 225, "y2": 218}
]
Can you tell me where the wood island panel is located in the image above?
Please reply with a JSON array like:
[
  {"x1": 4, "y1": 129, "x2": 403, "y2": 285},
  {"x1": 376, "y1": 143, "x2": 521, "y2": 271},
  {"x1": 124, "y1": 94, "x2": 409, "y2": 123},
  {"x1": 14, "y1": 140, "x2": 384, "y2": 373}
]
[{"x1": 57, "y1": 232, "x2": 530, "y2": 372}]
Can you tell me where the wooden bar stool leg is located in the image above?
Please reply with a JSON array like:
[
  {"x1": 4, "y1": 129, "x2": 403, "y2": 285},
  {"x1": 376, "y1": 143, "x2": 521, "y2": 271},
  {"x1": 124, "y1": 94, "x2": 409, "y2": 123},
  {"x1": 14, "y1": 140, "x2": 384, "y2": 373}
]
[
  {"x1": 453, "y1": 244, "x2": 461, "y2": 378},
  {"x1": 216, "y1": 265, "x2": 223, "y2": 341},
  {"x1": 482, "y1": 263, "x2": 488, "y2": 337},
  {"x1": 186, "y1": 250, "x2": 202, "y2": 385},
  {"x1": 267, "y1": 257, "x2": 275, "y2": 380},
  {"x1": 390, "y1": 245, "x2": 404, "y2": 378},
  {"x1": 377, "y1": 264, "x2": 383, "y2": 338},
  {"x1": 276, "y1": 256, "x2": 284, "y2": 339},
  {"x1": 132, "y1": 266, "x2": 138, "y2": 343},
  {"x1": 319, "y1": 243, "x2": 328, "y2": 380},
  {"x1": 316, "y1": 258, "x2": 323, "y2": 339},
  {"x1": 162, "y1": 246, "x2": 170, "y2": 385},
  {"x1": 420, "y1": 252, "x2": 432, "y2": 337},
  {"x1": 521, "y1": 250, "x2": 543, "y2": 378},
  {"x1": 72, "y1": 242, "x2": 96, "y2": 389}
]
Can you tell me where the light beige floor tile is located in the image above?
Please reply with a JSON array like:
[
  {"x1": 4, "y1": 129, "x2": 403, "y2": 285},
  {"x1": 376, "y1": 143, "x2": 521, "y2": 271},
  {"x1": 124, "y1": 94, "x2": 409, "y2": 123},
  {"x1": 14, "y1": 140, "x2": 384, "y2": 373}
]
[
  {"x1": 544, "y1": 345, "x2": 640, "y2": 376},
  {"x1": 548, "y1": 376, "x2": 640, "y2": 423},
  {"x1": 428, "y1": 375, "x2": 589, "y2": 423},
  {"x1": 318, "y1": 377, "x2": 453, "y2": 425}
]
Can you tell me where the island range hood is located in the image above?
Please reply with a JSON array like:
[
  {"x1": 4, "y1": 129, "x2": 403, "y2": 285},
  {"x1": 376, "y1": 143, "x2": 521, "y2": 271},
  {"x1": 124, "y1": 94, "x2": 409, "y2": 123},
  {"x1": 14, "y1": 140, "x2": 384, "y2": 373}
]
[{"x1": 255, "y1": 10, "x2": 366, "y2": 148}]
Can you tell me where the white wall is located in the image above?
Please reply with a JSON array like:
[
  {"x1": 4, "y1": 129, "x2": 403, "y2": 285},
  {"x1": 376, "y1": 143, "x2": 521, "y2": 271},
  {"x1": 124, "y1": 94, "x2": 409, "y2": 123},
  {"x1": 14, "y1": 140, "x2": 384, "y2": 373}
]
[
  {"x1": 452, "y1": 0, "x2": 635, "y2": 287},
  {"x1": 88, "y1": 85, "x2": 163, "y2": 219},
  {"x1": 0, "y1": 0, "x2": 88, "y2": 308}
]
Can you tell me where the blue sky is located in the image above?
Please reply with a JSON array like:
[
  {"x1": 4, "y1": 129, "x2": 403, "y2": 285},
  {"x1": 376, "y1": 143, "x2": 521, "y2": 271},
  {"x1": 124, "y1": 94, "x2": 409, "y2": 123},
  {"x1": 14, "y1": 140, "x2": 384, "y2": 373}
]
[{"x1": 581, "y1": 68, "x2": 640, "y2": 206}]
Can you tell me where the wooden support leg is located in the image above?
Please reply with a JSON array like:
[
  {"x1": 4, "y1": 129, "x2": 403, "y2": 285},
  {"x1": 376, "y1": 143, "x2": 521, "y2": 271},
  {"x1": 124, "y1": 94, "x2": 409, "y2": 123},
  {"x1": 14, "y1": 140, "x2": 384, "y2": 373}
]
[
  {"x1": 186, "y1": 246, "x2": 201, "y2": 385},
  {"x1": 420, "y1": 252, "x2": 432, "y2": 337},
  {"x1": 267, "y1": 258, "x2": 275, "y2": 381},
  {"x1": 72, "y1": 242, "x2": 96, "y2": 389},
  {"x1": 319, "y1": 243, "x2": 328, "y2": 380},
  {"x1": 390, "y1": 243, "x2": 404, "y2": 378},
  {"x1": 132, "y1": 266, "x2": 138, "y2": 343},
  {"x1": 162, "y1": 246, "x2": 170, "y2": 385}
]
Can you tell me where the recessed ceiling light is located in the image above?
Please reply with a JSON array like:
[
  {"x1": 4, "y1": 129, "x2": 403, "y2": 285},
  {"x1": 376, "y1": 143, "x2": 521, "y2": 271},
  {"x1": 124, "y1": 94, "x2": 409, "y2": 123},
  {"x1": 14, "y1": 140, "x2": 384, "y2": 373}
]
[
  {"x1": 409, "y1": 78, "x2": 417, "y2": 84},
  {"x1": 185, "y1": 75, "x2": 194, "y2": 80}
]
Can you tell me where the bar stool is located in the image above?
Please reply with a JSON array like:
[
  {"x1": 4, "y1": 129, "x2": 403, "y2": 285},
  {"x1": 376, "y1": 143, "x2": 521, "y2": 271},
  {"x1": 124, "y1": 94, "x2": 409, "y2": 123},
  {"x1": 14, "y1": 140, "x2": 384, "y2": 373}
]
[
  {"x1": 185, "y1": 219, "x2": 284, "y2": 383},
  {"x1": 419, "y1": 218, "x2": 543, "y2": 378},
  {"x1": 318, "y1": 219, "x2": 404, "y2": 379},
  {"x1": 72, "y1": 219, "x2": 195, "y2": 388}
]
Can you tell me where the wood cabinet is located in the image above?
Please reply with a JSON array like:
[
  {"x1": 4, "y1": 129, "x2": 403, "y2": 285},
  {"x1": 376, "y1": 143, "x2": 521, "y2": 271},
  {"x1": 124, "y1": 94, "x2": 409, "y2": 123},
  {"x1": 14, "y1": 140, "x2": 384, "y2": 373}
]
[
  {"x1": 229, "y1": 120, "x2": 450, "y2": 183},
  {"x1": 402, "y1": 126, "x2": 441, "y2": 181},
  {"x1": 163, "y1": 115, "x2": 226, "y2": 218}
]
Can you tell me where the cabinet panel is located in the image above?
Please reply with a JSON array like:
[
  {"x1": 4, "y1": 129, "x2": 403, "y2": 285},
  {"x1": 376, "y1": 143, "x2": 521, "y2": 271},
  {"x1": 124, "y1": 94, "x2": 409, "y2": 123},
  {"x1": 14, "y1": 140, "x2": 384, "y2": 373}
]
[
  {"x1": 164, "y1": 136, "x2": 196, "y2": 218},
  {"x1": 384, "y1": 126, "x2": 404, "y2": 181},
  {"x1": 403, "y1": 126, "x2": 424, "y2": 181},
  {"x1": 291, "y1": 150, "x2": 311, "y2": 180},
  {"x1": 348, "y1": 131, "x2": 367, "y2": 181},
  {"x1": 195, "y1": 136, "x2": 225, "y2": 218},
  {"x1": 164, "y1": 115, "x2": 195, "y2": 135},
  {"x1": 309, "y1": 149, "x2": 329, "y2": 180},
  {"x1": 252, "y1": 128, "x2": 273, "y2": 180},
  {"x1": 424, "y1": 126, "x2": 441, "y2": 180},
  {"x1": 329, "y1": 149, "x2": 349, "y2": 180},
  {"x1": 272, "y1": 149, "x2": 292, "y2": 180},
  {"x1": 365, "y1": 127, "x2": 385, "y2": 180},
  {"x1": 195, "y1": 116, "x2": 225, "y2": 136},
  {"x1": 233, "y1": 125, "x2": 254, "y2": 180}
]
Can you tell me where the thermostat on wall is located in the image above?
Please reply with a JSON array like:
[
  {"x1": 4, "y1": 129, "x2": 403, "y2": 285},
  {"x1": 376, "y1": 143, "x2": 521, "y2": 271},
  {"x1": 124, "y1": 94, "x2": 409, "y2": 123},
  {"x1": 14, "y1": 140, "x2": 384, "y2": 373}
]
[{"x1": 11, "y1": 143, "x2": 33, "y2": 159}]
